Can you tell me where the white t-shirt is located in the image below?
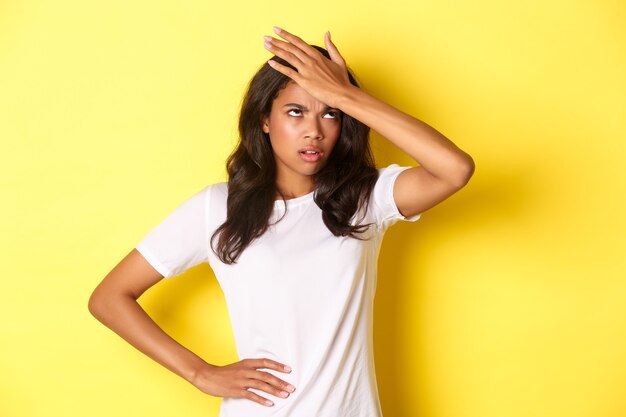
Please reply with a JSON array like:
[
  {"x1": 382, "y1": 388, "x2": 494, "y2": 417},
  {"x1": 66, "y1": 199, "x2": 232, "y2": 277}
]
[{"x1": 136, "y1": 164, "x2": 420, "y2": 417}]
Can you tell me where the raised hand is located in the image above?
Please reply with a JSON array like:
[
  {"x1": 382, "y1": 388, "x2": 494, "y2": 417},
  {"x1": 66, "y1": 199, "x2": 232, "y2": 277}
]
[
  {"x1": 190, "y1": 358, "x2": 296, "y2": 407},
  {"x1": 263, "y1": 26, "x2": 353, "y2": 109}
]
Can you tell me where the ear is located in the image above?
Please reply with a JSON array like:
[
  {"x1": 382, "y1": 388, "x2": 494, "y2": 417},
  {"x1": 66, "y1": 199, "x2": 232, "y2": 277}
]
[{"x1": 261, "y1": 116, "x2": 270, "y2": 134}]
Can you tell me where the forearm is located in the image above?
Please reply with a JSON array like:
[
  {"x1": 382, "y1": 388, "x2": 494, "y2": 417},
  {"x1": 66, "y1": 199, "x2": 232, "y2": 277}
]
[
  {"x1": 337, "y1": 85, "x2": 474, "y2": 184},
  {"x1": 89, "y1": 292, "x2": 214, "y2": 384}
]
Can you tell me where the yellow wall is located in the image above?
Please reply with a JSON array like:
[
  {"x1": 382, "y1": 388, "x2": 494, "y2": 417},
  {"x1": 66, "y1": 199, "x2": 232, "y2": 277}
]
[{"x1": 1, "y1": 1, "x2": 624, "y2": 416}]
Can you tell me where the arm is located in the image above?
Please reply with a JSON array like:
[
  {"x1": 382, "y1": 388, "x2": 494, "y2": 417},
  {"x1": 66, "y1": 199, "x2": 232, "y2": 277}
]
[
  {"x1": 88, "y1": 248, "x2": 295, "y2": 407},
  {"x1": 264, "y1": 27, "x2": 475, "y2": 217},
  {"x1": 336, "y1": 86, "x2": 475, "y2": 218},
  {"x1": 88, "y1": 249, "x2": 214, "y2": 382}
]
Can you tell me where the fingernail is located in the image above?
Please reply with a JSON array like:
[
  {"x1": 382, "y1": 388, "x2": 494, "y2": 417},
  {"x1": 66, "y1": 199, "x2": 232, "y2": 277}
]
[
  {"x1": 264, "y1": 35, "x2": 272, "y2": 42},
  {"x1": 265, "y1": 400, "x2": 274, "y2": 406},
  {"x1": 284, "y1": 365, "x2": 291, "y2": 371},
  {"x1": 273, "y1": 26, "x2": 281, "y2": 34},
  {"x1": 279, "y1": 391, "x2": 289, "y2": 397},
  {"x1": 286, "y1": 384, "x2": 295, "y2": 392}
]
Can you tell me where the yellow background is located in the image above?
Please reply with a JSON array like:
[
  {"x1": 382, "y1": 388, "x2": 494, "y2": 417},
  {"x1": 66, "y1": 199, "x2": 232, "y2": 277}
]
[{"x1": 1, "y1": 1, "x2": 625, "y2": 416}]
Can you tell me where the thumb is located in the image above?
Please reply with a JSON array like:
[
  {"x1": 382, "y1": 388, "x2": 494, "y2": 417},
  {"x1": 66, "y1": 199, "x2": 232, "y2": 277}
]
[{"x1": 325, "y1": 31, "x2": 346, "y2": 67}]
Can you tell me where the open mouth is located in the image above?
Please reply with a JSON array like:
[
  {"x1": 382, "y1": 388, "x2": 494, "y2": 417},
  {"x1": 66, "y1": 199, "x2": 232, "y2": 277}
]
[{"x1": 298, "y1": 147, "x2": 323, "y2": 162}]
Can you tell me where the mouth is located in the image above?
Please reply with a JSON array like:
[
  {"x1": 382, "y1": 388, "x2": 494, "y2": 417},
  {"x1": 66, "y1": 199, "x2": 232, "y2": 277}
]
[{"x1": 298, "y1": 146, "x2": 323, "y2": 162}]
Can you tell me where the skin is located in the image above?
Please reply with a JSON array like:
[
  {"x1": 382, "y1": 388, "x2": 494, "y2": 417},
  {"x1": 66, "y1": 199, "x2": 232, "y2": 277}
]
[
  {"x1": 264, "y1": 27, "x2": 475, "y2": 216},
  {"x1": 88, "y1": 249, "x2": 294, "y2": 408},
  {"x1": 262, "y1": 80, "x2": 342, "y2": 199},
  {"x1": 89, "y1": 27, "x2": 475, "y2": 409}
]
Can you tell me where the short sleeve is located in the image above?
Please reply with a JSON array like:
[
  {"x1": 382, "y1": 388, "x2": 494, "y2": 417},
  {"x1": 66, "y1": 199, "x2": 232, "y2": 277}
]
[
  {"x1": 371, "y1": 164, "x2": 421, "y2": 230},
  {"x1": 135, "y1": 186, "x2": 210, "y2": 278}
]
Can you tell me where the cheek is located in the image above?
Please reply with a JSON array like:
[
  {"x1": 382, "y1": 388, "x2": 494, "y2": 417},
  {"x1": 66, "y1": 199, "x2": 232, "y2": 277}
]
[
  {"x1": 268, "y1": 118, "x2": 294, "y2": 154},
  {"x1": 324, "y1": 122, "x2": 342, "y2": 143},
  {"x1": 269, "y1": 115, "x2": 298, "y2": 138}
]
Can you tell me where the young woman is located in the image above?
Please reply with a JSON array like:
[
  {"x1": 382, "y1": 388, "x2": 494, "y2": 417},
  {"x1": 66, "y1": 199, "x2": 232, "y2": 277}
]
[{"x1": 89, "y1": 27, "x2": 474, "y2": 416}]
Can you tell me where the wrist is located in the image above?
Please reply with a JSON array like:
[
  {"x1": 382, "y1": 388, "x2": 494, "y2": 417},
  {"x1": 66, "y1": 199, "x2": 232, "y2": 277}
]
[
  {"x1": 336, "y1": 84, "x2": 366, "y2": 113},
  {"x1": 185, "y1": 359, "x2": 217, "y2": 386}
]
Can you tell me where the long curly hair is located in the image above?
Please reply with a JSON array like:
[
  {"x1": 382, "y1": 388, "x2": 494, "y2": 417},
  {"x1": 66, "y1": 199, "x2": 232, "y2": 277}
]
[{"x1": 211, "y1": 46, "x2": 378, "y2": 264}]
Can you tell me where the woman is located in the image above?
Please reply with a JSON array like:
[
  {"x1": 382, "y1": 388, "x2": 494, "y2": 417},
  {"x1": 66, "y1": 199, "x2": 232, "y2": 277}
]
[{"x1": 89, "y1": 27, "x2": 475, "y2": 416}]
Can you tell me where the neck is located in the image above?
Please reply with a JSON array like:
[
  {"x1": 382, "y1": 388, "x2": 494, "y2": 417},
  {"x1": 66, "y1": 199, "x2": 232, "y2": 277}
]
[{"x1": 274, "y1": 175, "x2": 315, "y2": 200}]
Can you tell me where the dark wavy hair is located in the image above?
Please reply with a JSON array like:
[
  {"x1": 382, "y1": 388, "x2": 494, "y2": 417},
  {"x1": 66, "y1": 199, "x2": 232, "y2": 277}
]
[{"x1": 211, "y1": 46, "x2": 378, "y2": 264}]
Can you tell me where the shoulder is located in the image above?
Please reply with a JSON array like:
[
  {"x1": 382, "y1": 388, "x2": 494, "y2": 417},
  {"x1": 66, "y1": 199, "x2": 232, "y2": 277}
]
[
  {"x1": 173, "y1": 182, "x2": 227, "y2": 221},
  {"x1": 376, "y1": 163, "x2": 412, "y2": 180},
  {"x1": 371, "y1": 164, "x2": 413, "y2": 203},
  {"x1": 205, "y1": 182, "x2": 229, "y2": 227},
  {"x1": 204, "y1": 182, "x2": 228, "y2": 210},
  {"x1": 179, "y1": 182, "x2": 227, "y2": 209},
  {"x1": 206, "y1": 182, "x2": 228, "y2": 199},
  {"x1": 366, "y1": 164, "x2": 421, "y2": 229}
]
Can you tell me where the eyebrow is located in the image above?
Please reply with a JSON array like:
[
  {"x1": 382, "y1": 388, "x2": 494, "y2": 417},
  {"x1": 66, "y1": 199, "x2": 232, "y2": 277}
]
[{"x1": 282, "y1": 103, "x2": 339, "y2": 112}]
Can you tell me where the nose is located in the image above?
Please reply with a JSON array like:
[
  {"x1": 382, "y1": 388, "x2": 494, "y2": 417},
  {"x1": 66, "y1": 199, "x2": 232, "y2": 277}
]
[{"x1": 304, "y1": 117, "x2": 323, "y2": 140}]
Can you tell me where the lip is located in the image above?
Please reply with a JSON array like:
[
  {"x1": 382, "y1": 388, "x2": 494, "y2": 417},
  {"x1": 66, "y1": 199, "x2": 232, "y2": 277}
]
[
  {"x1": 298, "y1": 145, "x2": 323, "y2": 163},
  {"x1": 298, "y1": 145, "x2": 323, "y2": 154}
]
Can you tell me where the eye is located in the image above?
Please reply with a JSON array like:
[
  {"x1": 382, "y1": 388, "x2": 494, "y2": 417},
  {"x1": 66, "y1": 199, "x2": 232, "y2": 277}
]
[
  {"x1": 287, "y1": 109, "x2": 302, "y2": 116},
  {"x1": 323, "y1": 111, "x2": 339, "y2": 119}
]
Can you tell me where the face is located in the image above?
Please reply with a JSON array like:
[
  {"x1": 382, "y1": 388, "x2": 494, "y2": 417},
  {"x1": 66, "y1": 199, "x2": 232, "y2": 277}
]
[{"x1": 262, "y1": 81, "x2": 342, "y2": 188}]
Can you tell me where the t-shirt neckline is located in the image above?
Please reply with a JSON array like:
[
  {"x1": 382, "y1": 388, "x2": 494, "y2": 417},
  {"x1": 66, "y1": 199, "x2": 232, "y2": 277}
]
[{"x1": 273, "y1": 190, "x2": 315, "y2": 208}]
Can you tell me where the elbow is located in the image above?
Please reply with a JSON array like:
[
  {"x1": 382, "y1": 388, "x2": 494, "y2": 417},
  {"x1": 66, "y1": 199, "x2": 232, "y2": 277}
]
[
  {"x1": 88, "y1": 283, "x2": 137, "y2": 323},
  {"x1": 88, "y1": 288, "x2": 105, "y2": 321},
  {"x1": 88, "y1": 285, "x2": 119, "y2": 323},
  {"x1": 449, "y1": 153, "x2": 475, "y2": 189}
]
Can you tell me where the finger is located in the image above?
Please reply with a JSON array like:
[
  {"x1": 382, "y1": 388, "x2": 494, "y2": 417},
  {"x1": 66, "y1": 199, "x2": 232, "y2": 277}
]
[
  {"x1": 324, "y1": 31, "x2": 346, "y2": 67},
  {"x1": 267, "y1": 59, "x2": 301, "y2": 83},
  {"x1": 240, "y1": 388, "x2": 275, "y2": 407},
  {"x1": 246, "y1": 378, "x2": 292, "y2": 399},
  {"x1": 247, "y1": 358, "x2": 293, "y2": 374},
  {"x1": 265, "y1": 35, "x2": 311, "y2": 64},
  {"x1": 254, "y1": 370, "x2": 296, "y2": 393},
  {"x1": 273, "y1": 26, "x2": 319, "y2": 58},
  {"x1": 264, "y1": 36, "x2": 307, "y2": 67}
]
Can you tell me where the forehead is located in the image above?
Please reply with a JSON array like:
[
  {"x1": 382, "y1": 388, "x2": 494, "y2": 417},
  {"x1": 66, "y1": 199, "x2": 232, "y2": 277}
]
[{"x1": 272, "y1": 81, "x2": 325, "y2": 107}]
